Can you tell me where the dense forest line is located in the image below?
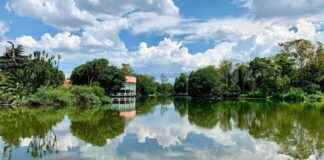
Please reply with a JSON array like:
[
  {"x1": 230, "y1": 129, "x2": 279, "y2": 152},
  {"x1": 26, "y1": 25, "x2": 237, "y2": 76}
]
[
  {"x1": 174, "y1": 39, "x2": 324, "y2": 101},
  {"x1": 0, "y1": 39, "x2": 323, "y2": 106}
]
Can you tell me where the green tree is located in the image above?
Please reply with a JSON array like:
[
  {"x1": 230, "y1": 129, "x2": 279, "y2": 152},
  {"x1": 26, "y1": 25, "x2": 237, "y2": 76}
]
[
  {"x1": 0, "y1": 41, "x2": 27, "y2": 72},
  {"x1": 233, "y1": 64, "x2": 251, "y2": 93},
  {"x1": 121, "y1": 63, "x2": 134, "y2": 76},
  {"x1": 0, "y1": 44, "x2": 64, "y2": 99},
  {"x1": 157, "y1": 82, "x2": 173, "y2": 95},
  {"x1": 136, "y1": 74, "x2": 157, "y2": 97},
  {"x1": 219, "y1": 61, "x2": 233, "y2": 89},
  {"x1": 174, "y1": 73, "x2": 188, "y2": 95},
  {"x1": 280, "y1": 39, "x2": 315, "y2": 70},
  {"x1": 188, "y1": 66, "x2": 221, "y2": 97},
  {"x1": 15, "y1": 51, "x2": 65, "y2": 93},
  {"x1": 70, "y1": 59, "x2": 125, "y2": 94}
]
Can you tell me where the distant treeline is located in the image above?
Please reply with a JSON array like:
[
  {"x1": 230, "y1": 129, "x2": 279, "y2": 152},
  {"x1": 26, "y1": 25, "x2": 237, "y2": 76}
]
[{"x1": 174, "y1": 39, "x2": 324, "y2": 101}]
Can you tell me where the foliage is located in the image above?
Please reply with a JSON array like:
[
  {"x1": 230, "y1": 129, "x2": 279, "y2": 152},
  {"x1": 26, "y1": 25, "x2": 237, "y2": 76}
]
[
  {"x1": 0, "y1": 41, "x2": 27, "y2": 72},
  {"x1": 69, "y1": 108, "x2": 125, "y2": 146},
  {"x1": 188, "y1": 66, "x2": 222, "y2": 97},
  {"x1": 283, "y1": 89, "x2": 306, "y2": 102},
  {"x1": 0, "y1": 42, "x2": 64, "y2": 101},
  {"x1": 70, "y1": 85, "x2": 112, "y2": 106},
  {"x1": 136, "y1": 74, "x2": 157, "y2": 97},
  {"x1": 173, "y1": 99, "x2": 324, "y2": 159},
  {"x1": 175, "y1": 39, "x2": 324, "y2": 101},
  {"x1": 70, "y1": 59, "x2": 125, "y2": 94},
  {"x1": 121, "y1": 63, "x2": 135, "y2": 76},
  {"x1": 174, "y1": 73, "x2": 188, "y2": 95},
  {"x1": 13, "y1": 51, "x2": 65, "y2": 93},
  {"x1": 157, "y1": 82, "x2": 173, "y2": 95},
  {"x1": 0, "y1": 108, "x2": 64, "y2": 152},
  {"x1": 25, "y1": 86, "x2": 111, "y2": 107}
]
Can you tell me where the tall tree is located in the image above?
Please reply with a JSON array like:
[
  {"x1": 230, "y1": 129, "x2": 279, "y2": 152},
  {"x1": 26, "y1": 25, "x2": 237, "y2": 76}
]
[
  {"x1": 136, "y1": 74, "x2": 157, "y2": 97},
  {"x1": 174, "y1": 73, "x2": 189, "y2": 95},
  {"x1": 188, "y1": 66, "x2": 221, "y2": 97},
  {"x1": 233, "y1": 64, "x2": 251, "y2": 93},
  {"x1": 0, "y1": 41, "x2": 27, "y2": 72},
  {"x1": 121, "y1": 63, "x2": 134, "y2": 76},
  {"x1": 219, "y1": 61, "x2": 234, "y2": 89},
  {"x1": 280, "y1": 39, "x2": 315, "y2": 70},
  {"x1": 70, "y1": 59, "x2": 125, "y2": 94}
]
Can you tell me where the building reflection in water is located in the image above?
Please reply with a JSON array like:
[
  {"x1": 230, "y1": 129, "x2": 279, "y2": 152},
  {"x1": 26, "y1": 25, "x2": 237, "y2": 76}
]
[{"x1": 111, "y1": 97, "x2": 136, "y2": 120}]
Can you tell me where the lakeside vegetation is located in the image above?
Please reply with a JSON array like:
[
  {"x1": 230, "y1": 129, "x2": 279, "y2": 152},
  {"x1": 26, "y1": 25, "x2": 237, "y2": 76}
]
[
  {"x1": 0, "y1": 39, "x2": 323, "y2": 107},
  {"x1": 174, "y1": 39, "x2": 324, "y2": 102}
]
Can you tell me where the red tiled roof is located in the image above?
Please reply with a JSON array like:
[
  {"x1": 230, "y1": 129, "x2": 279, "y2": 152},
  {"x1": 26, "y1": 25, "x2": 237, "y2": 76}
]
[{"x1": 126, "y1": 76, "x2": 136, "y2": 83}]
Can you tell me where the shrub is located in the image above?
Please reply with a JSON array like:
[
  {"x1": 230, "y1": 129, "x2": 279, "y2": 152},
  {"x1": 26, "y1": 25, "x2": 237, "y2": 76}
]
[
  {"x1": 70, "y1": 86, "x2": 111, "y2": 106},
  {"x1": 26, "y1": 86, "x2": 111, "y2": 107},
  {"x1": 303, "y1": 82, "x2": 321, "y2": 94},
  {"x1": 283, "y1": 89, "x2": 305, "y2": 102},
  {"x1": 246, "y1": 90, "x2": 267, "y2": 98},
  {"x1": 307, "y1": 94, "x2": 323, "y2": 102},
  {"x1": 27, "y1": 87, "x2": 73, "y2": 107}
]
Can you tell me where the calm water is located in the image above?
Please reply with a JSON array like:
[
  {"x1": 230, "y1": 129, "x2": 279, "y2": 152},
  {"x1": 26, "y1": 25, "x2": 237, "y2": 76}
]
[{"x1": 0, "y1": 98, "x2": 323, "y2": 160}]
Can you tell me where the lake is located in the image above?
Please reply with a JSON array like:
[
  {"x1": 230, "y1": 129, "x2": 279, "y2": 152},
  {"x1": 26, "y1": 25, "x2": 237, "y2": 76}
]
[{"x1": 0, "y1": 98, "x2": 323, "y2": 160}]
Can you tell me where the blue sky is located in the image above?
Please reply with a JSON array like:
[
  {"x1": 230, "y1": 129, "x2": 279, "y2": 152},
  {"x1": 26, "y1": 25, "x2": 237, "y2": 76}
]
[{"x1": 0, "y1": 0, "x2": 324, "y2": 79}]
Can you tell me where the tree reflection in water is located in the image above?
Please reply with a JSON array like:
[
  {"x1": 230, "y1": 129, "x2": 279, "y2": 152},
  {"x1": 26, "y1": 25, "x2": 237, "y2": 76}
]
[
  {"x1": 0, "y1": 108, "x2": 64, "y2": 160},
  {"x1": 27, "y1": 130, "x2": 58, "y2": 158},
  {"x1": 0, "y1": 99, "x2": 322, "y2": 160},
  {"x1": 174, "y1": 99, "x2": 324, "y2": 159},
  {"x1": 69, "y1": 108, "x2": 126, "y2": 147}
]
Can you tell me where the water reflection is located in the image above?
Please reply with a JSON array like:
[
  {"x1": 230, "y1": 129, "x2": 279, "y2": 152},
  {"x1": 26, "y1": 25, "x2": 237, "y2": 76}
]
[
  {"x1": 112, "y1": 97, "x2": 136, "y2": 119},
  {"x1": 0, "y1": 108, "x2": 64, "y2": 159},
  {"x1": 0, "y1": 99, "x2": 323, "y2": 160},
  {"x1": 174, "y1": 99, "x2": 324, "y2": 159},
  {"x1": 69, "y1": 108, "x2": 126, "y2": 147}
]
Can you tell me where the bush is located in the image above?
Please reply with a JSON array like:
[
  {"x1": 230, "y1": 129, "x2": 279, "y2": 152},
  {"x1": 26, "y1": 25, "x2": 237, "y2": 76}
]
[
  {"x1": 70, "y1": 86, "x2": 111, "y2": 106},
  {"x1": 307, "y1": 94, "x2": 323, "y2": 102},
  {"x1": 303, "y1": 82, "x2": 321, "y2": 94},
  {"x1": 26, "y1": 86, "x2": 111, "y2": 107},
  {"x1": 27, "y1": 87, "x2": 73, "y2": 107},
  {"x1": 283, "y1": 89, "x2": 305, "y2": 102},
  {"x1": 246, "y1": 90, "x2": 267, "y2": 98}
]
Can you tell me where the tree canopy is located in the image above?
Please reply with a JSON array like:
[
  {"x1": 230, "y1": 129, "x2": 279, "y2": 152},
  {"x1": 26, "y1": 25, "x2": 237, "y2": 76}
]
[
  {"x1": 175, "y1": 39, "x2": 324, "y2": 99},
  {"x1": 0, "y1": 42, "x2": 65, "y2": 100},
  {"x1": 174, "y1": 73, "x2": 188, "y2": 95},
  {"x1": 70, "y1": 59, "x2": 125, "y2": 94},
  {"x1": 136, "y1": 74, "x2": 157, "y2": 97},
  {"x1": 188, "y1": 66, "x2": 222, "y2": 97}
]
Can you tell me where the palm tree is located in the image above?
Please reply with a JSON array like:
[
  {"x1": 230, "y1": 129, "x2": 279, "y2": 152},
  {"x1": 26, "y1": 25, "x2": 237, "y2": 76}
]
[{"x1": 0, "y1": 41, "x2": 27, "y2": 71}]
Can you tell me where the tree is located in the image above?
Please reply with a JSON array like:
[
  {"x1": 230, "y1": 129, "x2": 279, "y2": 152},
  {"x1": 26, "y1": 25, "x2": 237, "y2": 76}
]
[
  {"x1": 233, "y1": 64, "x2": 251, "y2": 93},
  {"x1": 136, "y1": 74, "x2": 157, "y2": 97},
  {"x1": 280, "y1": 39, "x2": 315, "y2": 70},
  {"x1": 174, "y1": 73, "x2": 188, "y2": 95},
  {"x1": 280, "y1": 39, "x2": 323, "y2": 92},
  {"x1": 218, "y1": 61, "x2": 233, "y2": 89},
  {"x1": 157, "y1": 83, "x2": 173, "y2": 95},
  {"x1": 121, "y1": 63, "x2": 134, "y2": 76},
  {"x1": 0, "y1": 41, "x2": 27, "y2": 72},
  {"x1": 70, "y1": 59, "x2": 125, "y2": 94},
  {"x1": 315, "y1": 43, "x2": 324, "y2": 91},
  {"x1": 248, "y1": 57, "x2": 289, "y2": 96},
  {"x1": 188, "y1": 66, "x2": 221, "y2": 97},
  {"x1": 0, "y1": 44, "x2": 64, "y2": 98},
  {"x1": 15, "y1": 51, "x2": 65, "y2": 92}
]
